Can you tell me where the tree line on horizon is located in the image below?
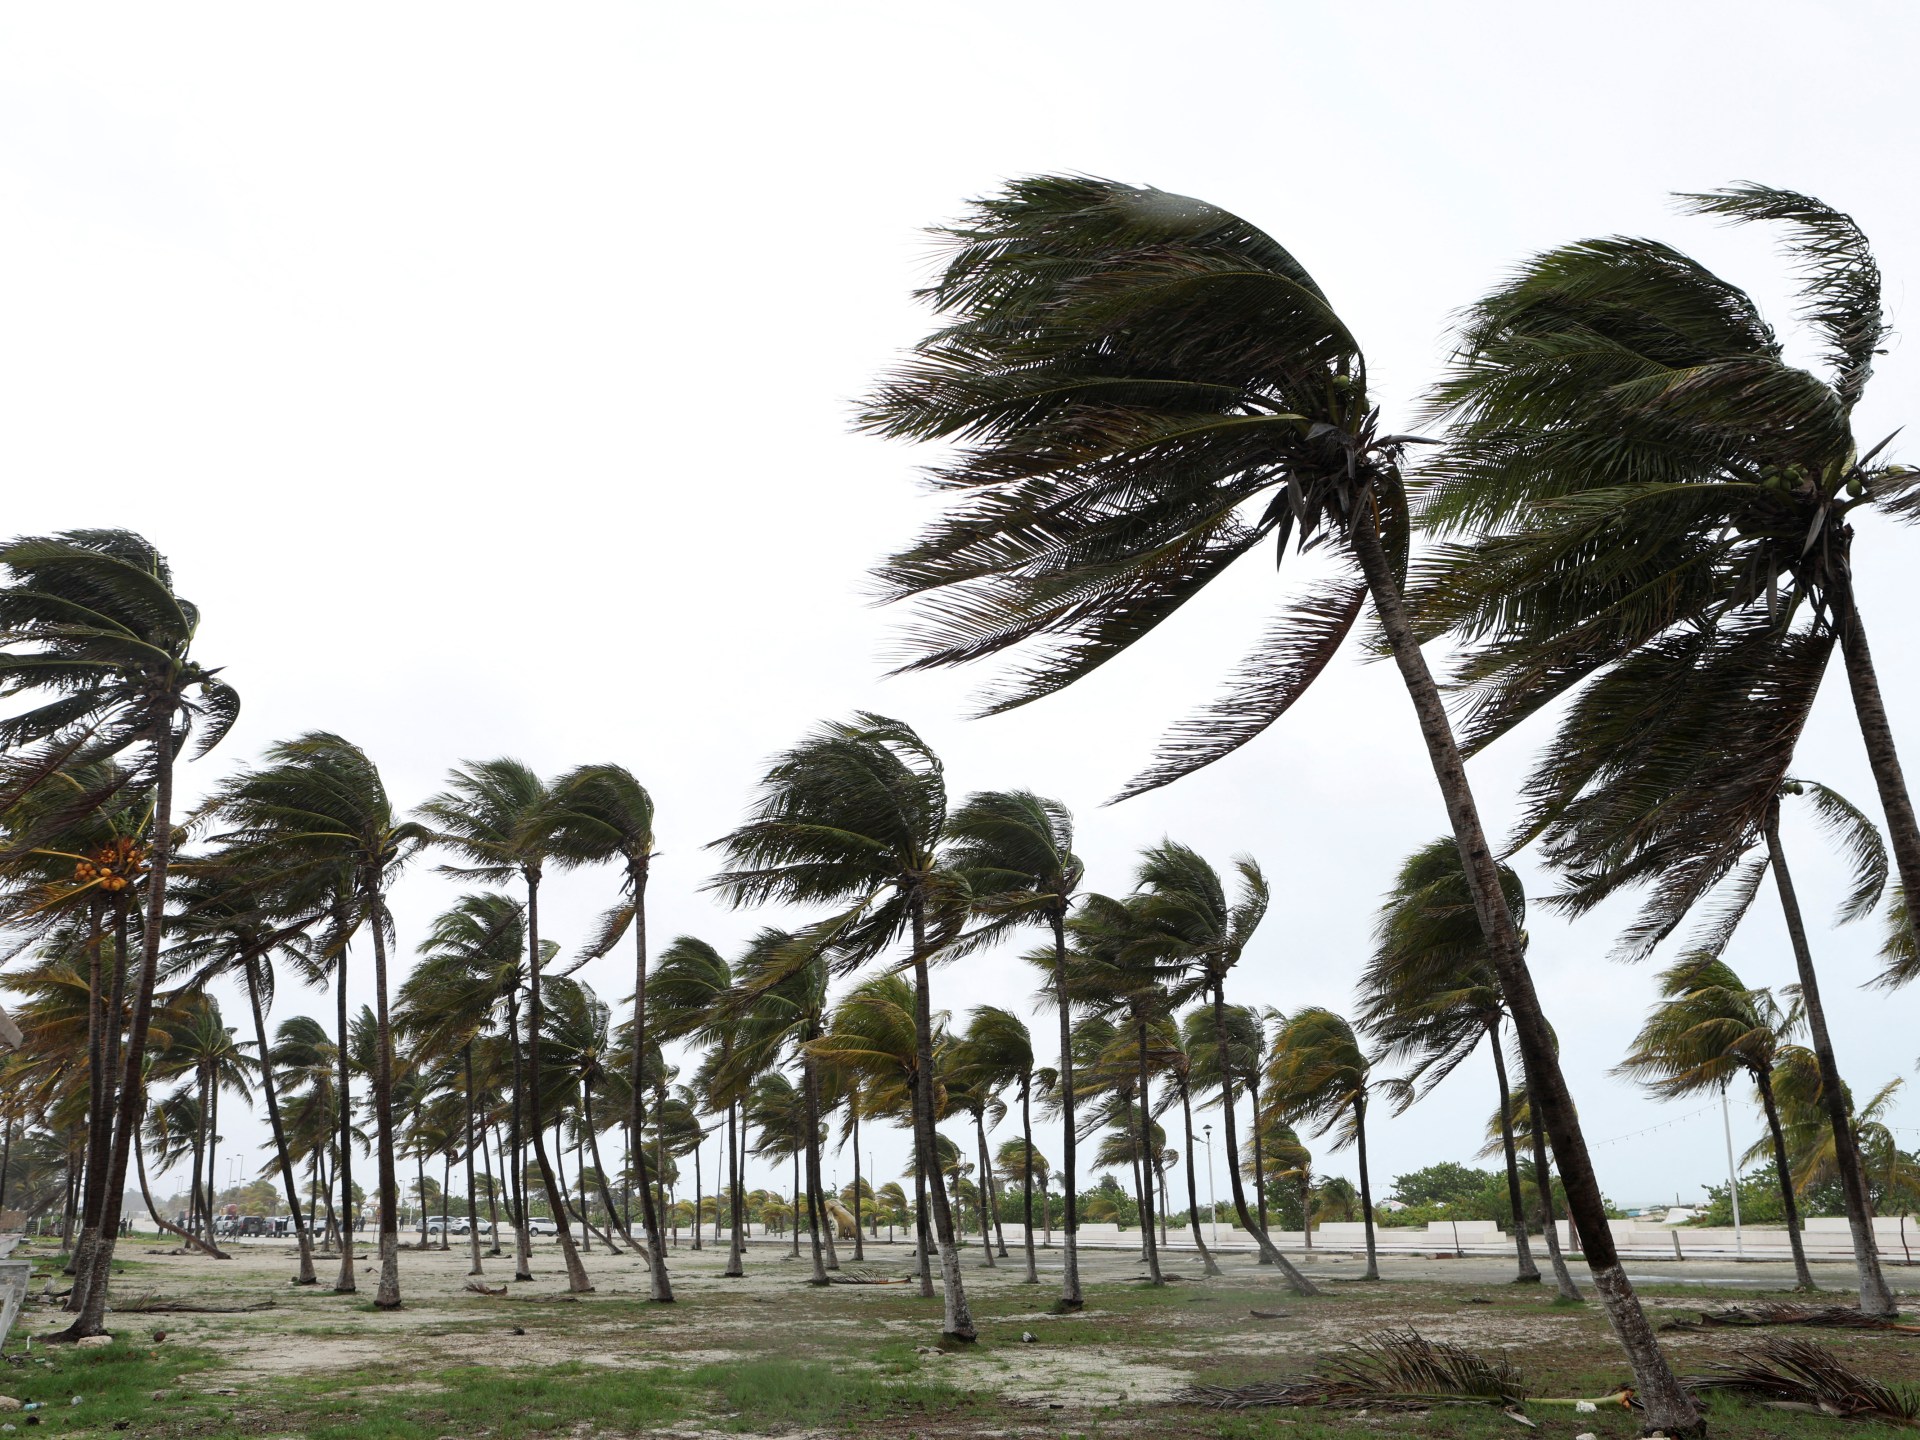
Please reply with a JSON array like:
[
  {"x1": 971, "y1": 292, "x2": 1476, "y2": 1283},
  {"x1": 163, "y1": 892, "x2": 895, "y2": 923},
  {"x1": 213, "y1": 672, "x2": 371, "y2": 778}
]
[{"x1": 2, "y1": 176, "x2": 1919, "y2": 1439}]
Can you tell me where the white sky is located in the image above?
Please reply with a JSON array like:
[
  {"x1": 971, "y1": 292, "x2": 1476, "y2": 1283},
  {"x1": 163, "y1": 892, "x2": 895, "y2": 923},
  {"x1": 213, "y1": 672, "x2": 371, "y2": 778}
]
[{"x1": 4, "y1": 2, "x2": 1918, "y2": 1215}]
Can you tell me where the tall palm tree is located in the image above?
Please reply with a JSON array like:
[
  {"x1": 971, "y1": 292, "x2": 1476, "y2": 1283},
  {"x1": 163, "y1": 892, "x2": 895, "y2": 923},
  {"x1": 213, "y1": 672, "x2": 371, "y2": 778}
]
[
  {"x1": 1265, "y1": 1008, "x2": 1384, "y2": 1281},
  {"x1": 1356, "y1": 839, "x2": 1566, "y2": 1292},
  {"x1": 1, "y1": 530, "x2": 238, "y2": 1339},
  {"x1": 857, "y1": 180, "x2": 1689, "y2": 1426},
  {"x1": 544, "y1": 763, "x2": 672, "y2": 1298},
  {"x1": 1131, "y1": 844, "x2": 1316, "y2": 1293},
  {"x1": 397, "y1": 893, "x2": 527, "y2": 1277},
  {"x1": 943, "y1": 790, "x2": 1086, "y2": 1304},
  {"x1": 208, "y1": 733, "x2": 423, "y2": 1309},
  {"x1": 955, "y1": 1006, "x2": 1039, "y2": 1282},
  {"x1": 710, "y1": 714, "x2": 974, "y2": 1340},
  {"x1": 420, "y1": 759, "x2": 591, "y2": 1294},
  {"x1": 1616, "y1": 956, "x2": 1815, "y2": 1290},
  {"x1": 651, "y1": 936, "x2": 745, "y2": 1278},
  {"x1": 1420, "y1": 185, "x2": 1920, "y2": 954},
  {"x1": 1160, "y1": 1009, "x2": 1223, "y2": 1276}
]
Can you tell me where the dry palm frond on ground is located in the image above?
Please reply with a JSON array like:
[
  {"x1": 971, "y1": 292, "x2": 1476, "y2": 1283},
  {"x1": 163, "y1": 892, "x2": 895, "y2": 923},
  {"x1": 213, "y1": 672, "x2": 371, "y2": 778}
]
[
  {"x1": 824, "y1": 1269, "x2": 911, "y2": 1286},
  {"x1": 1664, "y1": 1302, "x2": 1920, "y2": 1334},
  {"x1": 1183, "y1": 1329, "x2": 1528, "y2": 1411},
  {"x1": 1685, "y1": 1338, "x2": 1920, "y2": 1426}
]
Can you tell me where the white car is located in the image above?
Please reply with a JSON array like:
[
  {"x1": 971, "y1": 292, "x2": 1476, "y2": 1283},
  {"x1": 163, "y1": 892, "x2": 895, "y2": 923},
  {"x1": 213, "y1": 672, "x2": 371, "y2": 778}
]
[{"x1": 525, "y1": 1218, "x2": 559, "y2": 1237}]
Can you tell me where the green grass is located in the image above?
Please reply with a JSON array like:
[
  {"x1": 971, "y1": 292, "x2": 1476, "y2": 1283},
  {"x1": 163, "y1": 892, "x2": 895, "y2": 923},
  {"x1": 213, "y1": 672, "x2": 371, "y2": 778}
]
[
  {"x1": 0, "y1": 1338, "x2": 223, "y2": 1436},
  {"x1": 691, "y1": 1357, "x2": 976, "y2": 1433}
]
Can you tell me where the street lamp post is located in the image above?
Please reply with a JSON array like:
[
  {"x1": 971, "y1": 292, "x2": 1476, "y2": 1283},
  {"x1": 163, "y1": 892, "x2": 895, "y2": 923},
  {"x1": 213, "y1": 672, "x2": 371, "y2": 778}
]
[
  {"x1": 1203, "y1": 1124, "x2": 1218, "y2": 1247},
  {"x1": 1720, "y1": 1084, "x2": 1744, "y2": 1259}
]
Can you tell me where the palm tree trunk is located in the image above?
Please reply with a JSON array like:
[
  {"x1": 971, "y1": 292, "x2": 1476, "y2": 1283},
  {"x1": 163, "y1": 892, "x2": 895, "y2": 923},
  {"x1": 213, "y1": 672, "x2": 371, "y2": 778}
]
[
  {"x1": 1763, "y1": 798, "x2": 1892, "y2": 1313},
  {"x1": 440, "y1": 1151, "x2": 452, "y2": 1249},
  {"x1": 1354, "y1": 1095, "x2": 1379, "y2": 1281},
  {"x1": 207, "y1": 1079, "x2": 222, "y2": 1247},
  {"x1": 246, "y1": 958, "x2": 318, "y2": 1285},
  {"x1": 464, "y1": 1046, "x2": 484, "y2": 1276},
  {"x1": 1180, "y1": 1082, "x2": 1222, "y2": 1276},
  {"x1": 790, "y1": 1149, "x2": 801, "y2": 1258},
  {"x1": 690, "y1": 1134, "x2": 702, "y2": 1252},
  {"x1": 1837, "y1": 584, "x2": 1920, "y2": 936},
  {"x1": 973, "y1": 1113, "x2": 997, "y2": 1268},
  {"x1": 1019, "y1": 1083, "x2": 1038, "y2": 1282},
  {"x1": 1349, "y1": 513, "x2": 1697, "y2": 1435},
  {"x1": 1528, "y1": 1112, "x2": 1580, "y2": 1300},
  {"x1": 1134, "y1": 1016, "x2": 1164, "y2": 1284},
  {"x1": 1049, "y1": 911, "x2": 1083, "y2": 1309},
  {"x1": 583, "y1": 1088, "x2": 632, "y2": 1252},
  {"x1": 334, "y1": 949, "x2": 358, "y2": 1293},
  {"x1": 524, "y1": 875, "x2": 592, "y2": 1294},
  {"x1": 624, "y1": 859, "x2": 673, "y2": 1301},
  {"x1": 482, "y1": 1119, "x2": 502, "y2": 1257},
  {"x1": 1755, "y1": 1065, "x2": 1816, "y2": 1292},
  {"x1": 909, "y1": 895, "x2": 974, "y2": 1339},
  {"x1": 913, "y1": 1160, "x2": 933, "y2": 1297},
  {"x1": 849, "y1": 1101, "x2": 865, "y2": 1263},
  {"x1": 67, "y1": 909, "x2": 109, "y2": 1290},
  {"x1": 1488, "y1": 1024, "x2": 1540, "y2": 1283},
  {"x1": 801, "y1": 1060, "x2": 830, "y2": 1284},
  {"x1": 505, "y1": 1000, "x2": 533, "y2": 1281},
  {"x1": 725, "y1": 1099, "x2": 744, "y2": 1277},
  {"x1": 61, "y1": 719, "x2": 182, "y2": 1338},
  {"x1": 1248, "y1": 1069, "x2": 1270, "y2": 1251},
  {"x1": 1210, "y1": 978, "x2": 1317, "y2": 1294},
  {"x1": 134, "y1": 1129, "x2": 225, "y2": 1257},
  {"x1": 367, "y1": 894, "x2": 404, "y2": 1309}
]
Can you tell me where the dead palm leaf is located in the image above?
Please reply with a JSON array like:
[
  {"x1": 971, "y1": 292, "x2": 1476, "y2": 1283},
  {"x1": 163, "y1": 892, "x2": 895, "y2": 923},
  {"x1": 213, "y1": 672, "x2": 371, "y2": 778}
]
[{"x1": 1685, "y1": 1337, "x2": 1920, "y2": 1425}]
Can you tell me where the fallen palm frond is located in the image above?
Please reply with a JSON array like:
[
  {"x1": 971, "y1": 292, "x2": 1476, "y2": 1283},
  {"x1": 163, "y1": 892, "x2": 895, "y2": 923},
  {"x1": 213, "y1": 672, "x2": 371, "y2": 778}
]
[
  {"x1": 1183, "y1": 1329, "x2": 1528, "y2": 1412},
  {"x1": 1248, "y1": 1308, "x2": 1290, "y2": 1319},
  {"x1": 1685, "y1": 1337, "x2": 1920, "y2": 1426},
  {"x1": 824, "y1": 1268, "x2": 911, "y2": 1286},
  {"x1": 1664, "y1": 1302, "x2": 1920, "y2": 1335},
  {"x1": 115, "y1": 1295, "x2": 276, "y2": 1313},
  {"x1": 463, "y1": 1281, "x2": 508, "y2": 1296}
]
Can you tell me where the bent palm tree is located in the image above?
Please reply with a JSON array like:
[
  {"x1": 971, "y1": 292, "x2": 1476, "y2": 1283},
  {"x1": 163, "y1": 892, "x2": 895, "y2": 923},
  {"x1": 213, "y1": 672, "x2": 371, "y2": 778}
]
[
  {"x1": 420, "y1": 760, "x2": 591, "y2": 1294},
  {"x1": 955, "y1": 1006, "x2": 1039, "y2": 1282},
  {"x1": 710, "y1": 714, "x2": 975, "y2": 1340},
  {"x1": 1265, "y1": 1009, "x2": 1383, "y2": 1281},
  {"x1": 0, "y1": 531, "x2": 238, "y2": 1337},
  {"x1": 1357, "y1": 839, "x2": 1573, "y2": 1294},
  {"x1": 862, "y1": 179, "x2": 1689, "y2": 1426},
  {"x1": 1616, "y1": 956, "x2": 1815, "y2": 1290},
  {"x1": 944, "y1": 790, "x2": 1086, "y2": 1302}
]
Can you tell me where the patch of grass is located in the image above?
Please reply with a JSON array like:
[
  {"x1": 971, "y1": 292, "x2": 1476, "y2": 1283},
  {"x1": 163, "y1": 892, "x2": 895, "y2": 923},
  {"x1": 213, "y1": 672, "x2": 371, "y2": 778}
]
[
  {"x1": 689, "y1": 1356, "x2": 978, "y2": 1433},
  {"x1": 288, "y1": 1362, "x2": 689, "y2": 1440},
  {"x1": 0, "y1": 1338, "x2": 223, "y2": 1435}
]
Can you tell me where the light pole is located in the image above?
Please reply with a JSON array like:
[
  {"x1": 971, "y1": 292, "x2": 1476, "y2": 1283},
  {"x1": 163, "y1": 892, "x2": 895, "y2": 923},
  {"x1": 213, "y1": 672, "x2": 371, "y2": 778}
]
[{"x1": 1203, "y1": 1124, "x2": 1218, "y2": 1247}]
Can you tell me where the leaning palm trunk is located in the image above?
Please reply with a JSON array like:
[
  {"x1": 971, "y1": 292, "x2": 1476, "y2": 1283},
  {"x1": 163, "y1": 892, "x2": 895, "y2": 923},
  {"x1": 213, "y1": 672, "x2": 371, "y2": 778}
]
[
  {"x1": 135, "y1": 1129, "x2": 225, "y2": 1257},
  {"x1": 582, "y1": 1089, "x2": 634, "y2": 1253},
  {"x1": 524, "y1": 879, "x2": 592, "y2": 1293},
  {"x1": 1837, "y1": 584, "x2": 1920, "y2": 937},
  {"x1": 246, "y1": 957, "x2": 318, "y2": 1285},
  {"x1": 1211, "y1": 980, "x2": 1317, "y2": 1295},
  {"x1": 1762, "y1": 798, "x2": 1893, "y2": 1314},
  {"x1": 801, "y1": 1059, "x2": 830, "y2": 1284},
  {"x1": 623, "y1": 864, "x2": 673, "y2": 1301},
  {"x1": 1520, "y1": 1087, "x2": 1580, "y2": 1301},
  {"x1": 1134, "y1": 1016, "x2": 1163, "y2": 1285},
  {"x1": 1050, "y1": 913, "x2": 1083, "y2": 1308},
  {"x1": 368, "y1": 896, "x2": 404, "y2": 1308},
  {"x1": 913, "y1": 1162, "x2": 932, "y2": 1296},
  {"x1": 1019, "y1": 1083, "x2": 1038, "y2": 1283},
  {"x1": 463, "y1": 1046, "x2": 484, "y2": 1277},
  {"x1": 1354, "y1": 1095, "x2": 1380, "y2": 1281},
  {"x1": 334, "y1": 950, "x2": 358, "y2": 1292},
  {"x1": 909, "y1": 900, "x2": 974, "y2": 1339},
  {"x1": 1488, "y1": 1026, "x2": 1540, "y2": 1283},
  {"x1": 973, "y1": 1114, "x2": 997, "y2": 1268},
  {"x1": 1348, "y1": 516, "x2": 1697, "y2": 1433},
  {"x1": 67, "y1": 913, "x2": 112, "y2": 1295},
  {"x1": 724, "y1": 1100, "x2": 744, "y2": 1277},
  {"x1": 61, "y1": 719, "x2": 178, "y2": 1339},
  {"x1": 1181, "y1": 1082, "x2": 1222, "y2": 1276},
  {"x1": 1756, "y1": 1067, "x2": 1817, "y2": 1291}
]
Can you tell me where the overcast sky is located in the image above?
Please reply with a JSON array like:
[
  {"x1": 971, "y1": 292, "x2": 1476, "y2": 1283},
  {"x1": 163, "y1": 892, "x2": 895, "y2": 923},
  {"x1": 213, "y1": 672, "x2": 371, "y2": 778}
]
[{"x1": 4, "y1": 2, "x2": 1917, "y2": 1216}]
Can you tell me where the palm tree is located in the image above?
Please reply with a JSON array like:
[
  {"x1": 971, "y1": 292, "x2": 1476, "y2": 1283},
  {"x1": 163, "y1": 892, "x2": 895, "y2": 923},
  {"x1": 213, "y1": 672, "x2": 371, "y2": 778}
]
[
  {"x1": 207, "y1": 733, "x2": 424, "y2": 1309},
  {"x1": 856, "y1": 180, "x2": 1691, "y2": 1426},
  {"x1": 709, "y1": 714, "x2": 974, "y2": 1340},
  {"x1": 542, "y1": 977, "x2": 633, "y2": 1258},
  {"x1": 154, "y1": 995, "x2": 254, "y2": 1250},
  {"x1": 1130, "y1": 844, "x2": 1316, "y2": 1293},
  {"x1": 651, "y1": 936, "x2": 745, "y2": 1277},
  {"x1": 943, "y1": 790, "x2": 1086, "y2": 1303},
  {"x1": 420, "y1": 759, "x2": 591, "y2": 1295},
  {"x1": 955, "y1": 1006, "x2": 1039, "y2": 1282},
  {"x1": 1265, "y1": 1009, "x2": 1384, "y2": 1281},
  {"x1": 1616, "y1": 956, "x2": 1815, "y2": 1290},
  {"x1": 1421, "y1": 185, "x2": 1920, "y2": 951},
  {"x1": 397, "y1": 893, "x2": 529, "y2": 1277},
  {"x1": 544, "y1": 764, "x2": 672, "y2": 1298},
  {"x1": 1160, "y1": 1009, "x2": 1223, "y2": 1276},
  {"x1": 0, "y1": 530, "x2": 239, "y2": 1339},
  {"x1": 1356, "y1": 839, "x2": 1564, "y2": 1291}
]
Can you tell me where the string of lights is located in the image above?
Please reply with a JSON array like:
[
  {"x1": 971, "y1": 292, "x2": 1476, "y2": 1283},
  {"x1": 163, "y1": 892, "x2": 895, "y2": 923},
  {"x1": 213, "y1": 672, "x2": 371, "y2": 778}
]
[{"x1": 1591, "y1": 1102, "x2": 1720, "y2": 1148}]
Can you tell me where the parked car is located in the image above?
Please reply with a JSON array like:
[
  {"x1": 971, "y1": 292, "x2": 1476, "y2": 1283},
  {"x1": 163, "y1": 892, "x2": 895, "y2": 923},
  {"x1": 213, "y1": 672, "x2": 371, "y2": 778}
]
[{"x1": 525, "y1": 1218, "x2": 559, "y2": 1237}]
